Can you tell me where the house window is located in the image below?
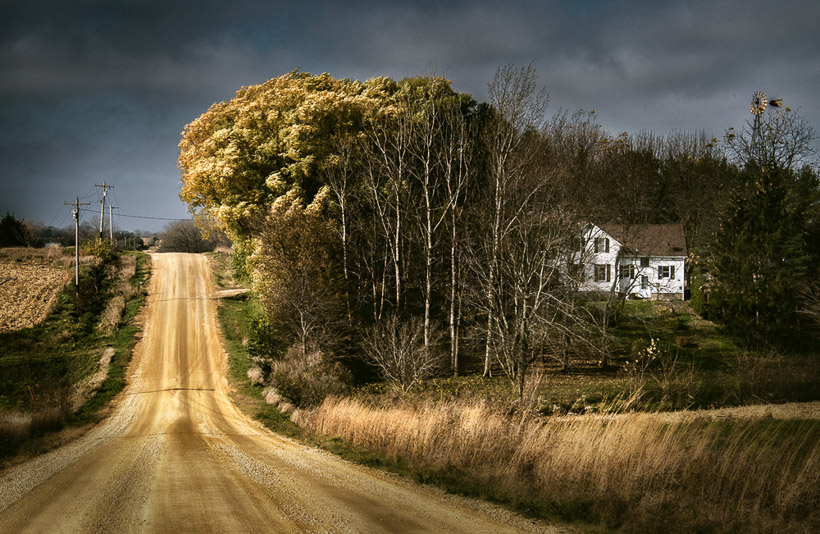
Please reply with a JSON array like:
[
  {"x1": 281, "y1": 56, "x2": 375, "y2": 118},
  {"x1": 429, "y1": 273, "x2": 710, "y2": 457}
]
[
  {"x1": 640, "y1": 257, "x2": 650, "y2": 268},
  {"x1": 658, "y1": 265, "x2": 675, "y2": 279},
  {"x1": 569, "y1": 263, "x2": 584, "y2": 281},
  {"x1": 572, "y1": 237, "x2": 585, "y2": 252},
  {"x1": 594, "y1": 264, "x2": 611, "y2": 283},
  {"x1": 641, "y1": 275, "x2": 648, "y2": 290},
  {"x1": 594, "y1": 237, "x2": 609, "y2": 253},
  {"x1": 619, "y1": 264, "x2": 635, "y2": 280}
]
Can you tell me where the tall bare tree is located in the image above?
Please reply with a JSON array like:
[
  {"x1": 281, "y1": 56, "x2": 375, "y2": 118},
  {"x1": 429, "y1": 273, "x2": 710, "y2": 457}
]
[
  {"x1": 324, "y1": 134, "x2": 359, "y2": 324},
  {"x1": 361, "y1": 105, "x2": 414, "y2": 314},
  {"x1": 479, "y1": 63, "x2": 549, "y2": 377},
  {"x1": 441, "y1": 99, "x2": 473, "y2": 375},
  {"x1": 725, "y1": 106, "x2": 818, "y2": 171},
  {"x1": 406, "y1": 80, "x2": 447, "y2": 353}
]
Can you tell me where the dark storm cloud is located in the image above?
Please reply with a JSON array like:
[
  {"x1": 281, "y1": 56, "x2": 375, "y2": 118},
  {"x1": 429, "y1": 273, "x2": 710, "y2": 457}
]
[
  {"x1": 1, "y1": 0, "x2": 818, "y2": 229},
  {"x1": 2, "y1": 1, "x2": 291, "y2": 97}
]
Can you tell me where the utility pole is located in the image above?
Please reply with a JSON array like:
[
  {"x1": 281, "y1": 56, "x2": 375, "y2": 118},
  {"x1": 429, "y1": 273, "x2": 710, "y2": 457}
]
[
  {"x1": 109, "y1": 205, "x2": 118, "y2": 244},
  {"x1": 95, "y1": 182, "x2": 113, "y2": 239},
  {"x1": 65, "y1": 197, "x2": 90, "y2": 287}
]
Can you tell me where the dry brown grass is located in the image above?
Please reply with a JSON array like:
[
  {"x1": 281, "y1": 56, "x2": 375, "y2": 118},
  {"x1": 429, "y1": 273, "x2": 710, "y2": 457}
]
[
  {"x1": 0, "y1": 387, "x2": 72, "y2": 455},
  {"x1": 0, "y1": 406, "x2": 66, "y2": 442},
  {"x1": 118, "y1": 254, "x2": 137, "y2": 280},
  {"x1": 306, "y1": 396, "x2": 820, "y2": 532},
  {"x1": 98, "y1": 295, "x2": 126, "y2": 333},
  {"x1": 96, "y1": 255, "x2": 140, "y2": 334},
  {"x1": 0, "y1": 246, "x2": 65, "y2": 264}
]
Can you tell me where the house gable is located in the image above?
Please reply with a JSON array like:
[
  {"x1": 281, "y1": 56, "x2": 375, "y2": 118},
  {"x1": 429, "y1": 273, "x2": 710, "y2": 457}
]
[{"x1": 573, "y1": 222, "x2": 686, "y2": 299}]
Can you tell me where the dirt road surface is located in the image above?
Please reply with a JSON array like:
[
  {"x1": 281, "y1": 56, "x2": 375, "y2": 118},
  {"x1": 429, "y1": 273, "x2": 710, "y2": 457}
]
[{"x1": 0, "y1": 253, "x2": 565, "y2": 533}]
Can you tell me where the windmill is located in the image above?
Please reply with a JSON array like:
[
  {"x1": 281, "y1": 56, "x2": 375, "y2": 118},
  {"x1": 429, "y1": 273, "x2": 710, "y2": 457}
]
[{"x1": 749, "y1": 91, "x2": 783, "y2": 159}]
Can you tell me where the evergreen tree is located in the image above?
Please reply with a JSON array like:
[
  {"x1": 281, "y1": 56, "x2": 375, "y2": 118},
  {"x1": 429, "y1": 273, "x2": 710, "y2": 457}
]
[
  {"x1": 710, "y1": 164, "x2": 815, "y2": 344},
  {"x1": 0, "y1": 212, "x2": 36, "y2": 247}
]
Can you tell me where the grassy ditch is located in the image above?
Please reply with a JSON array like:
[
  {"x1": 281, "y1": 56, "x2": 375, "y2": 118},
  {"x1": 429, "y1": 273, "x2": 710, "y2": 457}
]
[
  {"x1": 216, "y1": 291, "x2": 305, "y2": 440},
  {"x1": 0, "y1": 250, "x2": 151, "y2": 461}
]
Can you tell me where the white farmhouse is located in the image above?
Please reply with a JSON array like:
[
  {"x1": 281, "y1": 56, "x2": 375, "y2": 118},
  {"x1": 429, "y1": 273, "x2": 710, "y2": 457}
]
[{"x1": 571, "y1": 223, "x2": 687, "y2": 299}]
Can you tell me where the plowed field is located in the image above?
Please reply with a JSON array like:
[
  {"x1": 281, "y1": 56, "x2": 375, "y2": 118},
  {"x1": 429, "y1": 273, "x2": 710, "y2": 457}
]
[{"x1": 0, "y1": 261, "x2": 68, "y2": 332}]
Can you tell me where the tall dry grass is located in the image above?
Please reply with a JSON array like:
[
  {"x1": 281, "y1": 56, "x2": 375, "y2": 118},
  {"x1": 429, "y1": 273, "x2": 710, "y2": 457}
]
[
  {"x1": 97, "y1": 255, "x2": 140, "y2": 333},
  {"x1": 0, "y1": 388, "x2": 72, "y2": 457},
  {"x1": 304, "y1": 397, "x2": 820, "y2": 532}
]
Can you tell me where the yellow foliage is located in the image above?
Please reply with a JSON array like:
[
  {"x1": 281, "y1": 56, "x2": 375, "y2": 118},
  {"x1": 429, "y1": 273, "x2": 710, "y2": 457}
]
[{"x1": 178, "y1": 71, "x2": 397, "y2": 238}]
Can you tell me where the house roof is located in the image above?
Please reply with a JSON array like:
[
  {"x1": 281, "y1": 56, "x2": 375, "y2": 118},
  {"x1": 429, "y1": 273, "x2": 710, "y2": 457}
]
[{"x1": 598, "y1": 223, "x2": 687, "y2": 258}]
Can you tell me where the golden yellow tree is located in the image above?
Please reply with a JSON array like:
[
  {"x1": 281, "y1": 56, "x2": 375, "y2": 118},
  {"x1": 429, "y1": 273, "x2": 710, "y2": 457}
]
[{"x1": 178, "y1": 71, "x2": 394, "y2": 239}]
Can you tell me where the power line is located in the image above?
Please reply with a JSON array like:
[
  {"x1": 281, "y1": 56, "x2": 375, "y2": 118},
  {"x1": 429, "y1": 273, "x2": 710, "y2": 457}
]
[
  {"x1": 78, "y1": 184, "x2": 98, "y2": 201},
  {"x1": 78, "y1": 208, "x2": 190, "y2": 221},
  {"x1": 47, "y1": 204, "x2": 66, "y2": 227}
]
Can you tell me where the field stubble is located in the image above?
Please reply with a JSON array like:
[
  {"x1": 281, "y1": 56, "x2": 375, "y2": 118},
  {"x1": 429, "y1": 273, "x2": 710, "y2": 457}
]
[{"x1": 0, "y1": 247, "x2": 73, "y2": 332}]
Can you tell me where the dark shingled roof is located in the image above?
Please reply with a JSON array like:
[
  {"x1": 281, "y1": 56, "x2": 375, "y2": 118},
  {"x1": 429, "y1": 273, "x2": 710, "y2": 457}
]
[{"x1": 599, "y1": 223, "x2": 687, "y2": 258}]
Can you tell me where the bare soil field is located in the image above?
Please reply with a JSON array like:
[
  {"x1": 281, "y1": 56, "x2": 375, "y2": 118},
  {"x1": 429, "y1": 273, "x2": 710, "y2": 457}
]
[{"x1": 0, "y1": 248, "x2": 72, "y2": 333}]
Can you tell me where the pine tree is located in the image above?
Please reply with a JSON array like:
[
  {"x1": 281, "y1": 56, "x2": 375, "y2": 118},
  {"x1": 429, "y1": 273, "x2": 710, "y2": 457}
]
[
  {"x1": 710, "y1": 164, "x2": 813, "y2": 344},
  {"x1": 0, "y1": 212, "x2": 35, "y2": 247}
]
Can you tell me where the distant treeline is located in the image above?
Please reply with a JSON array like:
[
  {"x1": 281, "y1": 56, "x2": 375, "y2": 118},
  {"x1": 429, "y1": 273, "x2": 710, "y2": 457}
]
[{"x1": 0, "y1": 212, "x2": 152, "y2": 249}]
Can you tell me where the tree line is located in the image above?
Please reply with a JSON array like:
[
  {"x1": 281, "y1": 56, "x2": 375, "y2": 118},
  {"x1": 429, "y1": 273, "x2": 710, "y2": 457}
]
[
  {"x1": 178, "y1": 67, "x2": 820, "y2": 393},
  {"x1": 0, "y1": 212, "x2": 150, "y2": 250}
]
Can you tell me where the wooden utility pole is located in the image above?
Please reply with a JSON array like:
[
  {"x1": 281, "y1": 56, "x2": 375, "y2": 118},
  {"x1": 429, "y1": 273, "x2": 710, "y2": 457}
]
[
  {"x1": 109, "y1": 205, "x2": 118, "y2": 244},
  {"x1": 95, "y1": 182, "x2": 113, "y2": 239},
  {"x1": 65, "y1": 197, "x2": 91, "y2": 286}
]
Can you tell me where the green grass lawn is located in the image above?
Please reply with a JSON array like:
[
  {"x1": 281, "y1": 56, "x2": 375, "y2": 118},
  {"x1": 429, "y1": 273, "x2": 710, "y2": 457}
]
[{"x1": 351, "y1": 298, "x2": 818, "y2": 414}]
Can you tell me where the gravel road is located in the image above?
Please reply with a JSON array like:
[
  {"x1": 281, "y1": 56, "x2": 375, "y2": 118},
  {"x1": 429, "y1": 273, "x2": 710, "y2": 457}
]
[{"x1": 0, "y1": 253, "x2": 566, "y2": 533}]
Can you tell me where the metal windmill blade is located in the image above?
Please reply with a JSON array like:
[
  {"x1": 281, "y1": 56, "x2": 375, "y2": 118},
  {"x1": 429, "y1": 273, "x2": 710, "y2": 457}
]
[{"x1": 750, "y1": 91, "x2": 768, "y2": 115}]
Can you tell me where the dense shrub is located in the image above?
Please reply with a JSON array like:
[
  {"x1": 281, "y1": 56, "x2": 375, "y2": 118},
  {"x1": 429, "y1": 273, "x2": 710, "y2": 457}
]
[
  {"x1": 159, "y1": 220, "x2": 228, "y2": 253},
  {"x1": 0, "y1": 212, "x2": 39, "y2": 247},
  {"x1": 266, "y1": 345, "x2": 350, "y2": 407},
  {"x1": 82, "y1": 239, "x2": 118, "y2": 264}
]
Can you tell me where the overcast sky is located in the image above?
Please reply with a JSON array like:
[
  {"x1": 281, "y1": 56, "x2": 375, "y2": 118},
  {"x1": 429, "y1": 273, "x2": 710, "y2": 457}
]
[{"x1": 2, "y1": 0, "x2": 818, "y2": 232}]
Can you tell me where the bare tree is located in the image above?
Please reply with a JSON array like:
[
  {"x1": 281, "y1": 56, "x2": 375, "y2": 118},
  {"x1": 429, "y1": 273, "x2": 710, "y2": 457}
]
[
  {"x1": 324, "y1": 134, "x2": 359, "y2": 323},
  {"x1": 662, "y1": 131, "x2": 737, "y2": 254},
  {"x1": 544, "y1": 109, "x2": 606, "y2": 211},
  {"x1": 362, "y1": 314, "x2": 442, "y2": 391},
  {"x1": 479, "y1": 63, "x2": 549, "y2": 377},
  {"x1": 477, "y1": 175, "x2": 599, "y2": 397},
  {"x1": 403, "y1": 77, "x2": 473, "y2": 360},
  {"x1": 441, "y1": 98, "x2": 472, "y2": 375},
  {"x1": 361, "y1": 105, "x2": 414, "y2": 313},
  {"x1": 725, "y1": 106, "x2": 818, "y2": 171},
  {"x1": 407, "y1": 80, "x2": 446, "y2": 354},
  {"x1": 159, "y1": 220, "x2": 224, "y2": 253}
]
